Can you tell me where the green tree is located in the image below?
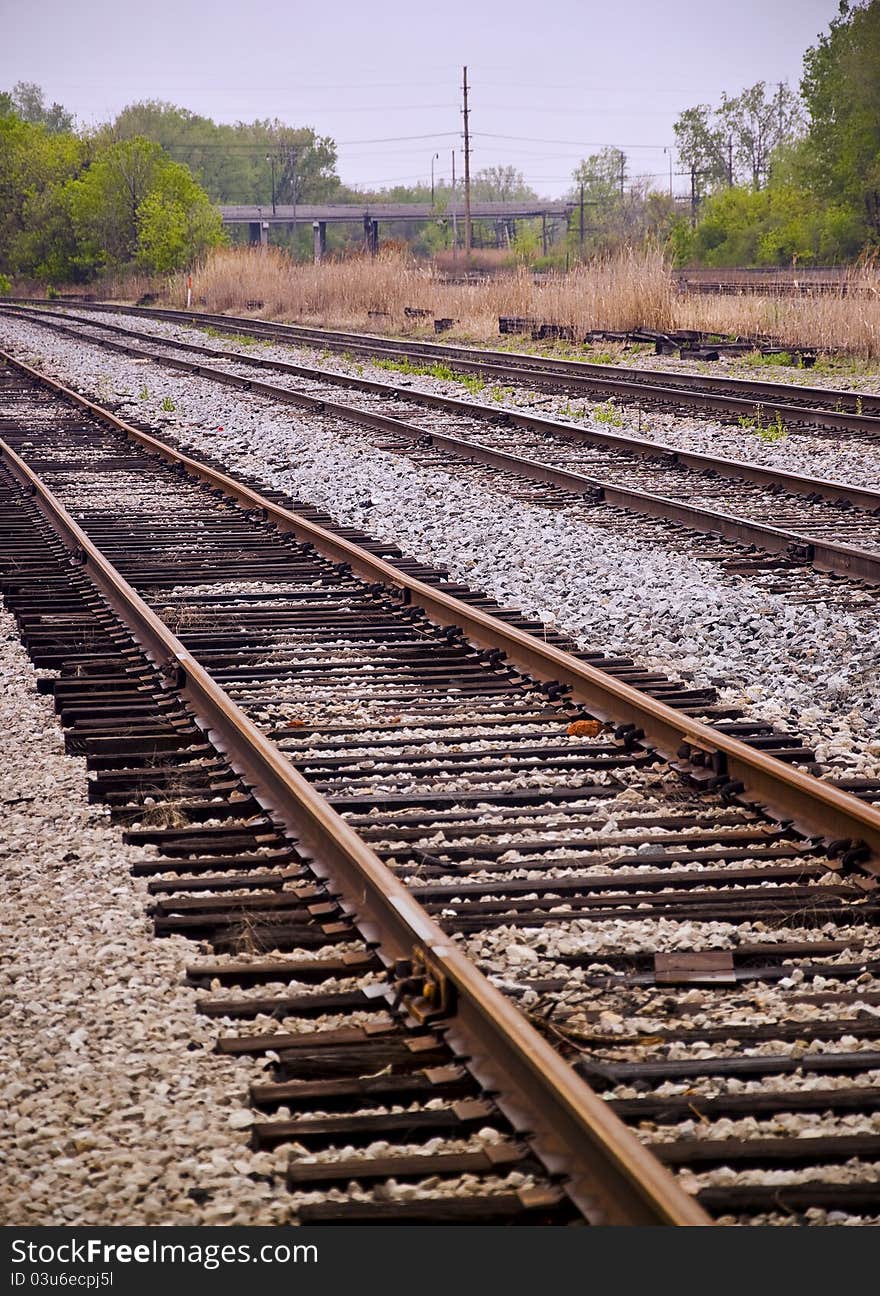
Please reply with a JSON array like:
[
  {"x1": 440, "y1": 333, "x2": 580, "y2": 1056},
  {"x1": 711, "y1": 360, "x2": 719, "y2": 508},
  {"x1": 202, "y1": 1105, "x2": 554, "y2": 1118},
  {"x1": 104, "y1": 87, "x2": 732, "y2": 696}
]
[
  {"x1": 673, "y1": 105, "x2": 728, "y2": 195},
  {"x1": 0, "y1": 114, "x2": 84, "y2": 278},
  {"x1": 671, "y1": 5, "x2": 880, "y2": 267},
  {"x1": 109, "y1": 101, "x2": 246, "y2": 201},
  {"x1": 720, "y1": 81, "x2": 802, "y2": 188},
  {"x1": 472, "y1": 166, "x2": 536, "y2": 202},
  {"x1": 680, "y1": 183, "x2": 863, "y2": 266},
  {"x1": 801, "y1": 0, "x2": 880, "y2": 240},
  {"x1": 572, "y1": 147, "x2": 626, "y2": 207},
  {"x1": 66, "y1": 138, "x2": 165, "y2": 267},
  {"x1": 566, "y1": 150, "x2": 675, "y2": 258},
  {"x1": 110, "y1": 101, "x2": 340, "y2": 205},
  {"x1": 135, "y1": 163, "x2": 225, "y2": 272},
  {"x1": 7, "y1": 81, "x2": 74, "y2": 133},
  {"x1": 0, "y1": 91, "x2": 228, "y2": 282},
  {"x1": 674, "y1": 83, "x2": 802, "y2": 196},
  {"x1": 65, "y1": 138, "x2": 223, "y2": 274}
]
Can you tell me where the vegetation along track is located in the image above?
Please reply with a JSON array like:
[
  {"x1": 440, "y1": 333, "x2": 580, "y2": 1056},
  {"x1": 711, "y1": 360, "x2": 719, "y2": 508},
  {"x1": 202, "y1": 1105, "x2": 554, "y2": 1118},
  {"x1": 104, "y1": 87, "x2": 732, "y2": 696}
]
[
  {"x1": 4, "y1": 303, "x2": 880, "y2": 586},
  {"x1": 3, "y1": 355, "x2": 880, "y2": 1225}
]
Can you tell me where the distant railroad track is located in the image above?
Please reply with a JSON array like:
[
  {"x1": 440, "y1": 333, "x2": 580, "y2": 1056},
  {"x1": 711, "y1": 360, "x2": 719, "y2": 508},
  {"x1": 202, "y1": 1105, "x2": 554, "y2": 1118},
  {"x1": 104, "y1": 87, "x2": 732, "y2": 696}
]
[
  {"x1": 8, "y1": 297, "x2": 879, "y2": 433},
  {"x1": 675, "y1": 269, "x2": 871, "y2": 297},
  {"x1": 3, "y1": 354, "x2": 880, "y2": 1224},
  {"x1": 4, "y1": 303, "x2": 880, "y2": 585}
]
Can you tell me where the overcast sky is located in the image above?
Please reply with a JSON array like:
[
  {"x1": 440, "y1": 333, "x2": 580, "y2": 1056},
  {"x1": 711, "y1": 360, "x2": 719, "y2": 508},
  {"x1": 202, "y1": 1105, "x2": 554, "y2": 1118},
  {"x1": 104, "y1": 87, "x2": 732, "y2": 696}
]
[{"x1": 2, "y1": 0, "x2": 841, "y2": 198}]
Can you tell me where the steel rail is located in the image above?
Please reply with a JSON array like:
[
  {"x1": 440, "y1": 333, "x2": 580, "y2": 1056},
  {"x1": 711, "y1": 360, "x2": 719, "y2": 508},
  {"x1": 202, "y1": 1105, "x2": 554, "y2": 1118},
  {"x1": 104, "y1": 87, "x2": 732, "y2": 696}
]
[
  {"x1": 0, "y1": 410, "x2": 708, "y2": 1230},
  {"x1": 4, "y1": 313, "x2": 878, "y2": 584},
  {"x1": 11, "y1": 297, "x2": 879, "y2": 431},
  {"x1": 5, "y1": 346, "x2": 880, "y2": 871},
  {"x1": 7, "y1": 303, "x2": 880, "y2": 515}
]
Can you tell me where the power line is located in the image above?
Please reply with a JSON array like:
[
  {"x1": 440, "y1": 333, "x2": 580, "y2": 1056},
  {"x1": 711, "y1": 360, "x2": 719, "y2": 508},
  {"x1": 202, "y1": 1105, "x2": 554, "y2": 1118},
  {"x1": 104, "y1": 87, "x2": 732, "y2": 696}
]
[
  {"x1": 476, "y1": 132, "x2": 671, "y2": 150},
  {"x1": 159, "y1": 131, "x2": 461, "y2": 150},
  {"x1": 36, "y1": 78, "x2": 460, "y2": 92},
  {"x1": 470, "y1": 104, "x2": 681, "y2": 118}
]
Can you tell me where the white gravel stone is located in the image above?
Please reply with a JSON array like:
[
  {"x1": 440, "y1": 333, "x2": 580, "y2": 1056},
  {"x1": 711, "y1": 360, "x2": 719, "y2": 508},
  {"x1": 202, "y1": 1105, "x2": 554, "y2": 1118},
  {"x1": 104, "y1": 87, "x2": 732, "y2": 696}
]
[
  {"x1": 62, "y1": 308, "x2": 880, "y2": 490},
  {"x1": 1, "y1": 315, "x2": 878, "y2": 777},
  {"x1": 0, "y1": 605, "x2": 299, "y2": 1225}
]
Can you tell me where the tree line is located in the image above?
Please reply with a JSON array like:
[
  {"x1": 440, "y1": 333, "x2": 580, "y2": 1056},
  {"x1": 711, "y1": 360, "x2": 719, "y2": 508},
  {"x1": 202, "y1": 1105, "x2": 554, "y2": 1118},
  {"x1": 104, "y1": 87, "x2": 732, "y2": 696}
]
[
  {"x1": 670, "y1": 0, "x2": 880, "y2": 265},
  {"x1": 1, "y1": 0, "x2": 878, "y2": 283},
  {"x1": 0, "y1": 84, "x2": 225, "y2": 285}
]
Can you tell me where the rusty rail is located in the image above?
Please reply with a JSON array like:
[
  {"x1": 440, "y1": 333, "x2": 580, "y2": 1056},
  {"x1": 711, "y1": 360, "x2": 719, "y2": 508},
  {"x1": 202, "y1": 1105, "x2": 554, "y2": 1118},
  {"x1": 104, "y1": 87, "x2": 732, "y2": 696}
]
[
  {"x1": 8, "y1": 297, "x2": 879, "y2": 429},
  {"x1": 4, "y1": 309, "x2": 879, "y2": 584},
  {"x1": 0, "y1": 370, "x2": 710, "y2": 1227},
  {"x1": 5, "y1": 345, "x2": 880, "y2": 872},
  {"x1": 8, "y1": 303, "x2": 880, "y2": 512}
]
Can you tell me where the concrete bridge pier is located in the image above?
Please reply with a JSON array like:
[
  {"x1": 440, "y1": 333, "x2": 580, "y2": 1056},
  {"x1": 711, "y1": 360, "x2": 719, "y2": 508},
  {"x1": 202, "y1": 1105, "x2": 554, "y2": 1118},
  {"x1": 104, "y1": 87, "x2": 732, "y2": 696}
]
[
  {"x1": 312, "y1": 220, "x2": 326, "y2": 263},
  {"x1": 362, "y1": 215, "x2": 379, "y2": 255}
]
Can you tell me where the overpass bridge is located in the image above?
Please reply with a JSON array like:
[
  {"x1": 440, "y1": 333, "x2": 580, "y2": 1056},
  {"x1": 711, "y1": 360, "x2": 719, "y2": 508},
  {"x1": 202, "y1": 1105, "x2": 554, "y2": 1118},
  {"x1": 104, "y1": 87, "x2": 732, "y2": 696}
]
[{"x1": 220, "y1": 201, "x2": 574, "y2": 258}]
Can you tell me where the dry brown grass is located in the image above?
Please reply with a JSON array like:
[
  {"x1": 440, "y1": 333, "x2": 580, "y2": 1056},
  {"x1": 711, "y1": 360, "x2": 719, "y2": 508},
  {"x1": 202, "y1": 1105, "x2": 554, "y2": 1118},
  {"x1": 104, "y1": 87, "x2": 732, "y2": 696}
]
[
  {"x1": 674, "y1": 262, "x2": 880, "y2": 358},
  {"x1": 173, "y1": 244, "x2": 674, "y2": 335},
  {"x1": 159, "y1": 246, "x2": 880, "y2": 358}
]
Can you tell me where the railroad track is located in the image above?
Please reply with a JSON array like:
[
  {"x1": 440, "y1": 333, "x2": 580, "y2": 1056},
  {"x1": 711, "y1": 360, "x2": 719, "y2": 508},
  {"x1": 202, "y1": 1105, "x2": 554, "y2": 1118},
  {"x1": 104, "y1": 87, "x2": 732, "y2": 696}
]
[
  {"x1": 7, "y1": 297, "x2": 879, "y2": 435},
  {"x1": 2, "y1": 355, "x2": 880, "y2": 1225},
  {"x1": 4, "y1": 305, "x2": 880, "y2": 585},
  {"x1": 675, "y1": 271, "x2": 866, "y2": 298}
]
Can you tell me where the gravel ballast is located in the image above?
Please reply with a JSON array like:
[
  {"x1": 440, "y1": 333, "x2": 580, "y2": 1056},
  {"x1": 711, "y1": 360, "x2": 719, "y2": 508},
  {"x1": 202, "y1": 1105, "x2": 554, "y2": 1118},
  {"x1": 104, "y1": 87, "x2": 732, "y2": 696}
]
[
  {"x1": 4, "y1": 319, "x2": 880, "y2": 1229},
  {"x1": 1, "y1": 313, "x2": 878, "y2": 782},
  {"x1": 50, "y1": 307, "x2": 880, "y2": 491},
  {"x1": 0, "y1": 604, "x2": 585, "y2": 1225},
  {"x1": 0, "y1": 605, "x2": 302, "y2": 1225}
]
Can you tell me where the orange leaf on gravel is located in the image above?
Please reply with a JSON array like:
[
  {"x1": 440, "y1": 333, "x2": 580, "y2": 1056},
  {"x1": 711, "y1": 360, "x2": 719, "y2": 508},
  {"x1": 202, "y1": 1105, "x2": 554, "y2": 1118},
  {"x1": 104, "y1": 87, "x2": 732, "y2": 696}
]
[{"x1": 566, "y1": 719, "x2": 604, "y2": 738}]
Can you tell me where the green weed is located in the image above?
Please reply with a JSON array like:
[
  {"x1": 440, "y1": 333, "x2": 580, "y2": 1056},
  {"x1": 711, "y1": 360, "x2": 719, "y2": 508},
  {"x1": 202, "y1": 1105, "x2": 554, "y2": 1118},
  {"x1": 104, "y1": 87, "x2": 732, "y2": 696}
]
[
  {"x1": 204, "y1": 326, "x2": 256, "y2": 347},
  {"x1": 138, "y1": 383, "x2": 149, "y2": 400},
  {"x1": 758, "y1": 411, "x2": 788, "y2": 441},
  {"x1": 374, "y1": 355, "x2": 483, "y2": 391},
  {"x1": 558, "y1": 400, "x2": 586, "y2": 420},
  {"x1": 743, "y1": 349, "x2": 796, "y2": 368},
  {"x1": 593, "y1": 399, "x2": 623, "y2": 427},
  {"x1": 160, "y1": 396, "x2": 175, "y2": 412},
  {"x1": 460, "y1": 372, "x2": 486, "y2": 396},
  {"x1": 812, "y1": 354, "x2": 877, "y2": 380},
  {"x1": 738, "y1": 406, "x2": 787, "y2": 441}
]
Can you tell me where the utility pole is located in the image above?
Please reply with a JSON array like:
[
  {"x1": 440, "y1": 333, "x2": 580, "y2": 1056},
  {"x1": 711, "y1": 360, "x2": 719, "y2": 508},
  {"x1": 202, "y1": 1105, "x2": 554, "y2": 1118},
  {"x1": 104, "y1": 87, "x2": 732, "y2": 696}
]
[
  {"x1": 283, "y1": 146, "x2": 298, "y2": 259},
  {"x1": 727, "y1": 135, "x2": 734, "y2": 186},
  {"x1": 777, "y1": 81, "x2": 784, "y2": 135},
  {"x1": 690, "y1": 164, "x2": 697, "y2": 227},
  {"x1": 462, "y1": 65, "x2": 472, "y2": 258},
  {"x1": 619, "y1": 151, "x2": 625, "y2": 199},
  {"x1": 291, "y1": 148, "x2": 298, "y2": 258},
  {"x1": 579, "y1": 182, "x2": 584, "y2": 251},
  {"x1": 451, "y1": 149, "x2": 458, "y2": 259}
]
